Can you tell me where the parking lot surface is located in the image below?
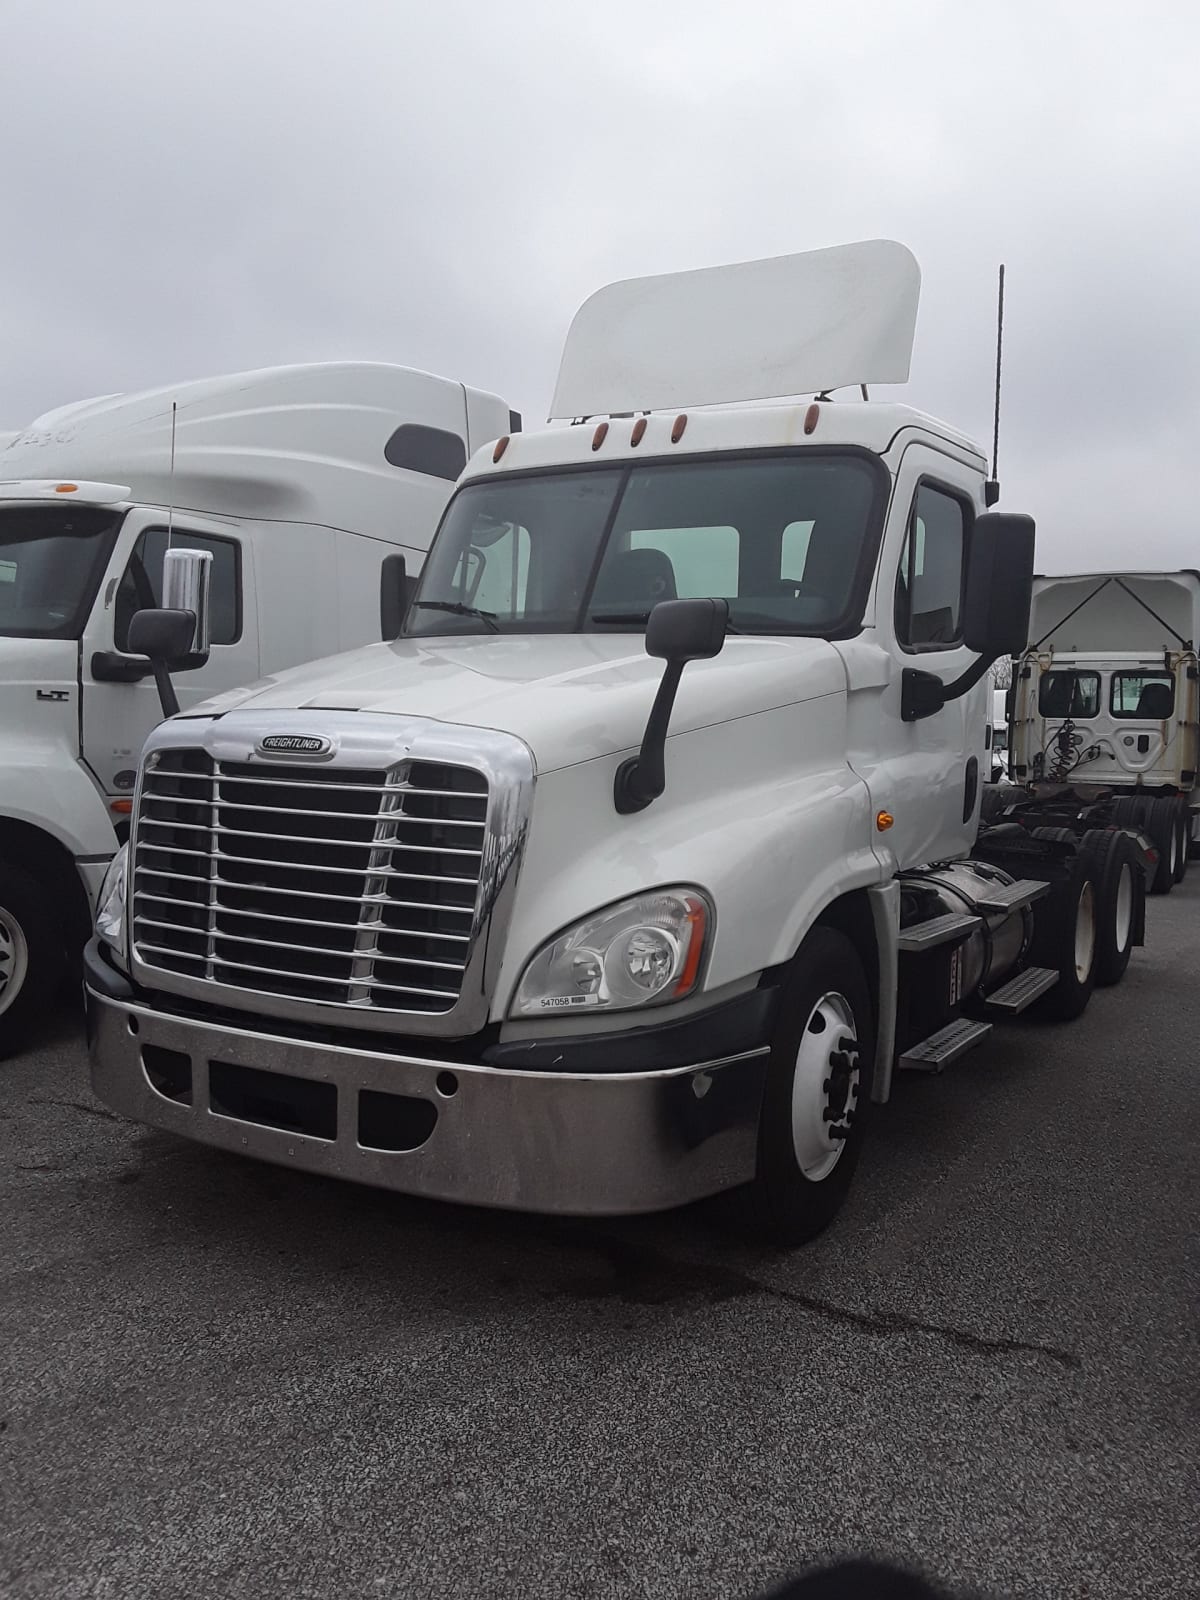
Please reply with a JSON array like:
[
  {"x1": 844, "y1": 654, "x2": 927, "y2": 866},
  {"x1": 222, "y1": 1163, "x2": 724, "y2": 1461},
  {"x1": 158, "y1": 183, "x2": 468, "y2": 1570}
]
[{"x1": 2, "y1": 887, "x2": 1197, "y2": 1600}]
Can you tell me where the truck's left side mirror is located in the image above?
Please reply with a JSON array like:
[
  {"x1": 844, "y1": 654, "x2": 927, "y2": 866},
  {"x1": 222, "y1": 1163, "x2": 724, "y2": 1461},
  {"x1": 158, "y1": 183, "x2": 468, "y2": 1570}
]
[
  {"x1": 962, "y1": 512, "x2": 1035, "y2": 664},
  {"x1": 126, "y1": 547, "x2": 212, "y2": 717}
]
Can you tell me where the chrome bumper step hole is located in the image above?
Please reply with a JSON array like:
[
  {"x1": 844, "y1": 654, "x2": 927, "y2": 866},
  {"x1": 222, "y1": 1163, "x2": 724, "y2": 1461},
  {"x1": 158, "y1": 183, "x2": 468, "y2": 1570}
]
[
  {"x1": 141, "y1": 1043, "x2": 193, "y2": 1105},
  {"x1": 209, "y1": 1061, "x2": 337, "y2": 1142},
  {"x1": 358, "y1": 1089, "x2": 439, "y2": 1152}
]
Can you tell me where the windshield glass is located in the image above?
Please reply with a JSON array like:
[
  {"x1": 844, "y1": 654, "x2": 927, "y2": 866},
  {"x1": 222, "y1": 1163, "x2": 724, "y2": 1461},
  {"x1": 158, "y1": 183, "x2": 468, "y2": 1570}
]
[
  {"x1": 405, "y1": 453, "x2": 882, "y2": 638},
  {"x1": 0, "y1": 505, "x2": 124, "y2": 640}
]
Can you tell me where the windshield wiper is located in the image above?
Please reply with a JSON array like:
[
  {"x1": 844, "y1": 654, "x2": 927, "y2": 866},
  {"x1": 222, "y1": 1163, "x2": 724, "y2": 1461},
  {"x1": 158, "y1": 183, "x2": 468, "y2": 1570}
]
[
  {"x1": 592, "y1": 609, "x2": 743, "y2": 634},
  {"x1": 410, "y1": 600, "x2": 500, "y2": 633}
]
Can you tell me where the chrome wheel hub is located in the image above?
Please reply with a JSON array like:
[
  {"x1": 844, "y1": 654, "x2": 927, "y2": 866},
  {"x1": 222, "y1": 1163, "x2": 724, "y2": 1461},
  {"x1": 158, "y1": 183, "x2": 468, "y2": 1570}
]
[
  {"x1": 791, "y1": 990, "x2": 859, "y2": 1182},
  {"x1": 0, "y1": 906, "x2": 29, "y2": 1019}
]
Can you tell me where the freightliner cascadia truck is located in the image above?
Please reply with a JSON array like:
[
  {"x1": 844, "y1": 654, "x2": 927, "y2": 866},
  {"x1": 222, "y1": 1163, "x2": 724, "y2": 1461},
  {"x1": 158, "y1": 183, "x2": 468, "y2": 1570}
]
[{"x1": 83, "y1": 242, "x2": 1148, "y2": 1242}]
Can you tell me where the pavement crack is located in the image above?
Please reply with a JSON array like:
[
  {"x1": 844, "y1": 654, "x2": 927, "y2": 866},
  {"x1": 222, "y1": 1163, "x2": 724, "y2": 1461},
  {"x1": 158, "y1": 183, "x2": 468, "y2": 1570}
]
[
  {"x1": 548, "y1": 1234, "x2": 1079, "y2": 1369},
  {"x1": 28, "y1": 1097, "x2": 125, "y2": 1124}
]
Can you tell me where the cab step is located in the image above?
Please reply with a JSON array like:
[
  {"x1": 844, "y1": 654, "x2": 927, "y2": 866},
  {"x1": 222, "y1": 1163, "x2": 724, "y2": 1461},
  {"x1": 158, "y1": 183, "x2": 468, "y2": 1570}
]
[
  {"x1": 971, "y1": 877, "x2": 1051, "y2": 914},
  {"x1": 983, "y1": 965, "x2": 1059, "y2": 1015},
  {"x1": 897, "y1": 912, "x2": 981, "y2": 952},
  {"x1": 898, "y1": 1017, "x2": 993, "y2": 1074}
]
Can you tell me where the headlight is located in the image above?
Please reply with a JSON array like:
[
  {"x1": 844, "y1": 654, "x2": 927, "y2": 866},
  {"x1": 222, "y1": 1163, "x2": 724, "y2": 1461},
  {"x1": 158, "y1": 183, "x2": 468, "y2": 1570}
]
[
  {"x1": 95, "y1": 843, "x2": 129, "y2": 971},
  {"x1": 512, "y1": 888, "x2": 710, "y2": 1017}
]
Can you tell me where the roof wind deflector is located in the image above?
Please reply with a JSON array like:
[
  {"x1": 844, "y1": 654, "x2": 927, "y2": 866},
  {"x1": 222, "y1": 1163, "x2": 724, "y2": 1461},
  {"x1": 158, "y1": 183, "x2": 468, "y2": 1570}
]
[{"x1": 548, "y1": 240, "x2": 920, "y2": 420}]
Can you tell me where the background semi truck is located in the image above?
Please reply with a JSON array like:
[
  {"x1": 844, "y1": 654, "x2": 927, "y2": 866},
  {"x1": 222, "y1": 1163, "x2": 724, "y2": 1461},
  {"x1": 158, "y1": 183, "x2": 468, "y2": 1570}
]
[
  {"x1": 1002, "y1": 570, "x2": 1199, "y2": 893},
  {"x1": 0, "y1": 362, "x2": 514, "y2": 1055},
  {"x1": 84, "y1": 242, "x2": 1150, "y2": 1242}
]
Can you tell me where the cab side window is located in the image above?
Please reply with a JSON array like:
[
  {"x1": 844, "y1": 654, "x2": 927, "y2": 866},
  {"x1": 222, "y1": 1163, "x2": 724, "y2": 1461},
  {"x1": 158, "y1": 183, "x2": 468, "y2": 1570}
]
[
  {"x1": 114, "y1": 529, "x2": 241, "y2": 649},
  {"x1": 895, "y1": 484, "x2": 969, "y2": 649}
]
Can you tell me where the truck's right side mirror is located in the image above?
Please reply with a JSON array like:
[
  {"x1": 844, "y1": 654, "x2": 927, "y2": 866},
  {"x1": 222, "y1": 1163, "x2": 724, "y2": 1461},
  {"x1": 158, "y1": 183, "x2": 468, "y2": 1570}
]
[
  {"x1": 381, "y1": 552, "x2": 414, "y2": 640},
  {"x1": 126, "y1": 547, "x2": 213, "y2": 718},
  {"x1": 961, "y1": 512, "x2": 1035, "y2": 664}
]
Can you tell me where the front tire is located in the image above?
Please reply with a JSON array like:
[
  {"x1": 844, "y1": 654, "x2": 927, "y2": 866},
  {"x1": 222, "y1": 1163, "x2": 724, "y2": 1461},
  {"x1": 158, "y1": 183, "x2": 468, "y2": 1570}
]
[
  {"x1": 748, "y1": 927, "x2": 876, "y2": 1245},
  {"x1": 0, "y1": 864, "x2": 63, "y2": 1061}
]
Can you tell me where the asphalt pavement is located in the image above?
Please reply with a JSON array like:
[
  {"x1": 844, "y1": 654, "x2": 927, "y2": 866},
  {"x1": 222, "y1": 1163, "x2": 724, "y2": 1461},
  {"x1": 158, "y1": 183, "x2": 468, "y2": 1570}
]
[{"x1": 2, "y1": 884, "x2": 1197, "y2": 1600}]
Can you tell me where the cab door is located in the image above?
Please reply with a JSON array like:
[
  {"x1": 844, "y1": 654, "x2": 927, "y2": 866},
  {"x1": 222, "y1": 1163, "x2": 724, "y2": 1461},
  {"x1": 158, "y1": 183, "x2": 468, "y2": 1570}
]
[
  {"x1": 79, "y1": 512, "x2": 259, "y2": 798},
  {"x1": 840, "y1": 443, "x2": 986, "y2": 871}
]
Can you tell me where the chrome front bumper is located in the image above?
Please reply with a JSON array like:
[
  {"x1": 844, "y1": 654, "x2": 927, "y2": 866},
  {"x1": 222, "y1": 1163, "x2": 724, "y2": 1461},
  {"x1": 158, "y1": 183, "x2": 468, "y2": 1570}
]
[{"x1": 86, "y1": 988, "x2": 769, "y2": 1215}]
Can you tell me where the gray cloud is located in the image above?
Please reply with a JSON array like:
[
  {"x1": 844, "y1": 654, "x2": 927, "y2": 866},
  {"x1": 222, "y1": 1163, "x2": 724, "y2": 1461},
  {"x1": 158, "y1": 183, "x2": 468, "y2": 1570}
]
[{"x1": 2, "y1": 0, "x2": 1197, "y2": 572}]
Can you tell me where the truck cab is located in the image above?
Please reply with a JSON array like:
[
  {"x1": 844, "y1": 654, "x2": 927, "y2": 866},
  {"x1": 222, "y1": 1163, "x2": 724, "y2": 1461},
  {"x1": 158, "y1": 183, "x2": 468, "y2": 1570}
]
[
  {"x1": 1011, "y1": 571, "x2": 1200, "y2": 888},
  {"x1": 0, "y1": 363, "x2": 513, "y2": 1054},
  {"x1": 87, "y1": 243, "x2": 1109, "y2": 1243}
]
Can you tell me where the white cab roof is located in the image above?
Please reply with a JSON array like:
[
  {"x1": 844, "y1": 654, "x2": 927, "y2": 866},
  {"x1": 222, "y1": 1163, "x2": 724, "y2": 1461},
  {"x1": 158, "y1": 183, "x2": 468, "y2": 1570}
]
[
  {"x1": 466, "y1": 399, "x2": 985, "y2": 482},
  {"x1": 0, "y1": 363, "x2": 508, "y2": 536},
  {"x1": 1030, "y1": 571, "x2": 1200, "y2": 653},
  {"x1": 550, "y1": 240, "x2": 920, "y2": 419}
]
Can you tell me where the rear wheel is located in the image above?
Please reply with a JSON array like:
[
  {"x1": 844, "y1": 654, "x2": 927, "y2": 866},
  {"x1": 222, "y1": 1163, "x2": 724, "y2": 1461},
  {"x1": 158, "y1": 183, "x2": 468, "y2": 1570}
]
[
  {"x1": 748, "y1": 927, "x2": 875, "y2": 1245},
  {"x1": 1148, "y1": 798, "x2": 1179, "y2": 894},
  {"x1": 1171, "y1": 800, "x2": 1189, "y2": 884},
  {"x1": 1075, "y1": 829, "x2": 1142, "y2": 986},
  {"x1": 0, "y1": 865, "x2": 63, "y2": 1061},
  {"x1": 1029, "y1": 855, "x2": 1099, "y2": 1020}
]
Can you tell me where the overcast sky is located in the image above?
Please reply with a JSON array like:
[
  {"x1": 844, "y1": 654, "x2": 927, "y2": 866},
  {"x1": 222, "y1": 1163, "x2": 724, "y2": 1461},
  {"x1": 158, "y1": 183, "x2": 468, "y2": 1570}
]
[{"x1": 2, "y1": 0, "x2": 1196, "y2": 571}]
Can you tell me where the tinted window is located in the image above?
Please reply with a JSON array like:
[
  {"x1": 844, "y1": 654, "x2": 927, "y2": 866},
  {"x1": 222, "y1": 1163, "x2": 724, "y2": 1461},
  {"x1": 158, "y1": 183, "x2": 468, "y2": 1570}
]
[
  {"x1": 1038, "y1": 669, "x2": 1100, "y2": 718},
  {"x1": 0, "y1": 505, "x2": 123, "y2": 640},
  {"x1": 1111, "y1": 672, "x2": 1175, "y2": 719},
  {"x1": 629, "y1": 524, "x2": 739, "y2": 598},
  {"x1": 895, "y1": 484, "x2": 969, "y2": 648},
  {"x1": 114, "y1": 529, "x2": 240, "y2": 648},
  {"x1": 384, "y1": 425, "x2": 467, "y2": 482},
  {"x1": 405, "y1": 454, "x2": 882, "y2": 638}
]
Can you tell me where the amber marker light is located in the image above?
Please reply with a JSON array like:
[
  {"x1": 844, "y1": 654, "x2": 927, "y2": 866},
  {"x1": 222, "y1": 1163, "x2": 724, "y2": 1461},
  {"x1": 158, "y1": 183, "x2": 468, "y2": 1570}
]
[
  {"x1": 876, "y1": 811, "x2": 895, "y2": 831},
  {"x1": 672, "y1": 895, "x2": 709, "y2": 997},
  {"x1": 110, "y1": 799, "x2": 133, "y2": 814},
  {"x1": 55, "y1": 483, "x2": 79, "y2": 493}
]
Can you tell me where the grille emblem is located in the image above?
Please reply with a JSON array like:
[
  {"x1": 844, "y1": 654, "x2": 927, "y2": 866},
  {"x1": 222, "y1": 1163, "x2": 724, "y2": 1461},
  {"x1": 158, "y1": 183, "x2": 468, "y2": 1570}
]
[{"x1": 257, "y1": 733, "x2": 332, "y2": 757}]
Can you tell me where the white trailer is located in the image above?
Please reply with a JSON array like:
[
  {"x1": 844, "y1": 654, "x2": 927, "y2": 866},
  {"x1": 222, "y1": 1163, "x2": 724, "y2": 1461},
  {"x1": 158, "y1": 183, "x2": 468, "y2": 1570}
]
[
  {"x1": 84, "y1": 243, "x2": 1145, "y2": 1243},
  {"x1": 1009, "y1": 571, "x2": 1200, "y2": 892},
  {"x1": 0, "y1": 362, "x2": 514, "y2": 1054}
]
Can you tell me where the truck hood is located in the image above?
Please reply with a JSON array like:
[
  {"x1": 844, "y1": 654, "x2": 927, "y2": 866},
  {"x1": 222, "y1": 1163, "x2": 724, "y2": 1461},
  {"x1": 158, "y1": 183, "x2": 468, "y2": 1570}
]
[{"x1": 190, "y1": 632, "x2": 847, "y2": 773}]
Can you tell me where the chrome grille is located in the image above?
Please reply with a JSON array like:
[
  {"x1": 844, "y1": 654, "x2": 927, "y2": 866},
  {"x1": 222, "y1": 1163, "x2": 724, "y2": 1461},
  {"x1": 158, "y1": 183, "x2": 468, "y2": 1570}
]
[{"x1": 131, "y1": 750, "x2": 489, "y2": 1014}]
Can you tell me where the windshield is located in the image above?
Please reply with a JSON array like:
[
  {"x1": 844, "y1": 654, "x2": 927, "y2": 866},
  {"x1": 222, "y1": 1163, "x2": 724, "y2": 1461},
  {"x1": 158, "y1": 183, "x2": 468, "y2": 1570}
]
[
  {"x1": 405, "y1": 452, "x2": 883, "y2": 638},
  {"x1": 0, "y1": 505, "x2": 124, "y2": 640}
]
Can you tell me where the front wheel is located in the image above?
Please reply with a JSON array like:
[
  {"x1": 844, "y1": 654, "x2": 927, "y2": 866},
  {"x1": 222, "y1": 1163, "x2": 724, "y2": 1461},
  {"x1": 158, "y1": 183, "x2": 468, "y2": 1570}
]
[
  {"x1": 748, "y1": 927, "x2": 876, "y2": 1245},
  {"x1": 0, "y1": 865, "x2": 63, "y2": 1061}
]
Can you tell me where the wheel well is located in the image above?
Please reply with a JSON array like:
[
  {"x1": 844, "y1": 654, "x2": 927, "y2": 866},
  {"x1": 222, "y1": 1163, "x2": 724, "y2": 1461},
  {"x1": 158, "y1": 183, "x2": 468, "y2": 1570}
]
[
  {"x1": 0, "y1": 820, "x2": 91, "y2": 954},
  {"x1": 812, "y1": 890, "x2": 881, "y2": 1031}
]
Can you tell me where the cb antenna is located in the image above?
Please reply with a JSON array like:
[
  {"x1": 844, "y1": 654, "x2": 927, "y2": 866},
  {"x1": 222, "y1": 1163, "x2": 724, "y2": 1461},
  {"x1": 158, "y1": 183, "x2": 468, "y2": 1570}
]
[
  {"x1": 166, "y1": 401, "x2": 178, "y2": 547},
  {"x1": 985, "y1": 263, "x2": 1004, "y2": 506}
]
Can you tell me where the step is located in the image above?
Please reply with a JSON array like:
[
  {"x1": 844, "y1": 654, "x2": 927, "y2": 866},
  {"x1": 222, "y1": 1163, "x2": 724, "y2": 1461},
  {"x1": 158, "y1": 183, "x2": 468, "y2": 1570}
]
[
  {"x1": 898, "y1": 1017, "x2": 993, "y2": 1074},
  {"x1": 897, "y1": 912, "x2": 982, "y2": 953},
  {"x1": 971, "y1": 877, "x2": 1051, "y2": 914},
  {"x1": 983, "y1": 965, "x2": 1059, "y2": 1015}
]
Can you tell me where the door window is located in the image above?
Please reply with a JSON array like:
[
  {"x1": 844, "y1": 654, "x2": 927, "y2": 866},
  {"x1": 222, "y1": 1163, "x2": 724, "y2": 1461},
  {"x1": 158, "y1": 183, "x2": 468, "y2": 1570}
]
[
  {"x1": 895, "y1": 484, "x2": 969, "y2": 649},
  {"x1": 114, "y1": 529, "x2": 241, "y2": 649}
]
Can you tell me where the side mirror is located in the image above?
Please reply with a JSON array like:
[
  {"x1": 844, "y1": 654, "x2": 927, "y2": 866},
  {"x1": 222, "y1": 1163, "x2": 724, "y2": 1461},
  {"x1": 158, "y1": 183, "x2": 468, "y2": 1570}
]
[
  {"x1": 381, "y1": 552, "x2": 414, "y2": 640},
  {"x1": 902, "y1": 513, "x2": 1035, "y2": 723},
  {"x1": 614, "y1": 598, "x2": 727, "y2": 815},
  {"x1": 961, "y1": 512, "x2": 1035, "y2": 661},
  {"x1": 126, "y1": 547, "x2": 213, "y2": 717}
]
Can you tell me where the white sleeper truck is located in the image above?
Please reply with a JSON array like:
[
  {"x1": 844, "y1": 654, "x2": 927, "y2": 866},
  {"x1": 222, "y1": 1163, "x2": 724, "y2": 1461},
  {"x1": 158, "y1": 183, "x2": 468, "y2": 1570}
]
[
  {"x1": 0, "y1": 363, "x2": 513, "y2": 1054},
  {"x1": 1005, "y1": 570, "x2": 1199, "y2": 894},
  {"x1": 84, "y1": 243, "x2": 1142, "y2": 1242}
]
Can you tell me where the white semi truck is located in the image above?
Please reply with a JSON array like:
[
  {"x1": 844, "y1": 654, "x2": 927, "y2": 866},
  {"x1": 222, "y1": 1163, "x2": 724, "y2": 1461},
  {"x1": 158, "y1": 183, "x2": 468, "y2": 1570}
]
[
  {"x1": 1005, "y1": 571, "x2": 1199, "y2": 893},
  {"x1": 0, "y1": 363, "x2": 514, "y2": 1054},
  {"x1": 84, "y1": 242, "x2": 1146, "y2": 1242}
]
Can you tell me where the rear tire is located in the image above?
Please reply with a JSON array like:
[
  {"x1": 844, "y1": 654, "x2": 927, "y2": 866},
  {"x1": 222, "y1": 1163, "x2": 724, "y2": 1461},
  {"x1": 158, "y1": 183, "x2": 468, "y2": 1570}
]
[
  {"x1": 0, "y1": 865, "x2": 63, "y2": 1061},
  {"x1": 1028, "y1": 854, "x2": 1099, "y2": 1020},
  {"x1": 1171, "y1": 800, "x2": 1189, "y2": 884},
  {"x1": 1075, "y1": 829, "x2": 1141, "y2": 986},
  {"x1": 1147, "y1": 797, "x2": 1179, "y2": 894},
  {"x1": 747, "y1": 927, "x2": 876, "y2": 1245}
]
